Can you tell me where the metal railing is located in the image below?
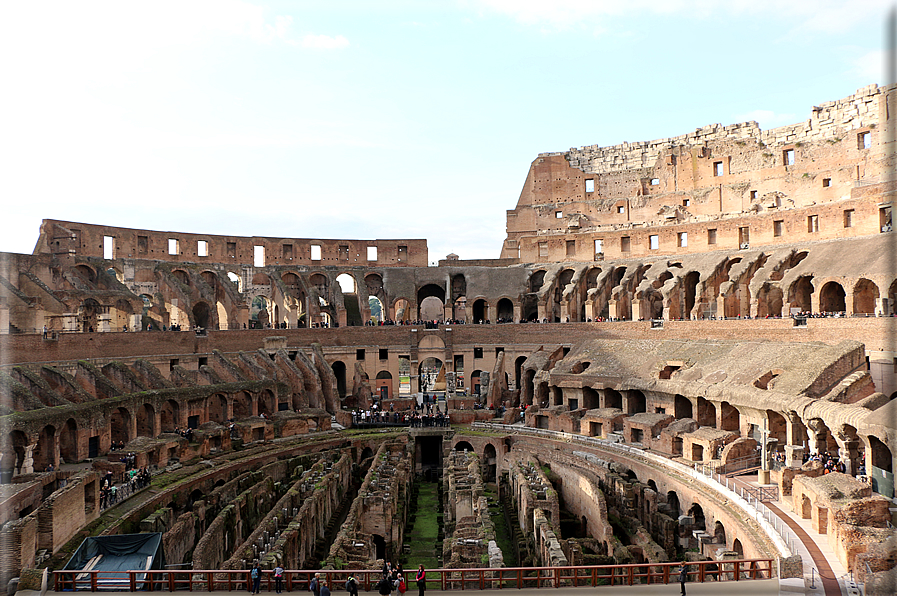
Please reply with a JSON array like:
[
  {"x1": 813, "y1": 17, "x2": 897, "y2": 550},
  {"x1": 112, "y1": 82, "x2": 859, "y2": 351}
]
[
  {"x1": 53, "y1": 559, "x2": 773, "y2": 592},
  {"x1": 473, "y1": 423, "x2": 799, "y2": 558}
]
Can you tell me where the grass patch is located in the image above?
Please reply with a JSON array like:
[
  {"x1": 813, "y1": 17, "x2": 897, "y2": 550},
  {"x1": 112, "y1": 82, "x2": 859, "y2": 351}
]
[{"x1": 403, "y1": 481, "x2": 441, "y2": 571}]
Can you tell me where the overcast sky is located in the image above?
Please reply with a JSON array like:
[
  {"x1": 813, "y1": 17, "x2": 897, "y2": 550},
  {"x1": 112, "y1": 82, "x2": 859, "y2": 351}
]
[{"x1": 1, "y1": 1, "x2": 892, "y2": 263}]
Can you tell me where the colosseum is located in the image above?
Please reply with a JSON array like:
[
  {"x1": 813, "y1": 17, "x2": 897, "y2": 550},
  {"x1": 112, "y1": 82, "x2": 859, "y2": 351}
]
[{"x1": 1, "y1": 83, "x2": 896, "y2": 595}]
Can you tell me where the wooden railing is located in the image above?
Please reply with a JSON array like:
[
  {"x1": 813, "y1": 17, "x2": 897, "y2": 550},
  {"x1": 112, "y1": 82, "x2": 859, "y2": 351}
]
[{"x1": 53, "y1": 559, "x2": 773, "y2": 591}]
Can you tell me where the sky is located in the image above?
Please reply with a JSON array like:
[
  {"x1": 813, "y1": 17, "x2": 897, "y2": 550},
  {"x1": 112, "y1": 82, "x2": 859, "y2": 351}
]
[{"x1": 1, "y1": 1, "x2": 893, "y2": 263}]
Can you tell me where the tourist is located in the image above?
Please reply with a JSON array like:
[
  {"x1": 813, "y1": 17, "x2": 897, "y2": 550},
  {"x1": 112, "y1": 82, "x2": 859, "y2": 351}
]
[
  {"x1": 310, "y1": 572, "x2": 321, "y2": 596},
  {"x1": 345, "y1": 576, "x2": 358, "y2": 596},
  {"x1": 320, "y1": 579, "x2": 331, "y2": 596},
  {"x1": 377, "y1": 574, "x2": 392, "y2": 596},
  {"x1": 273, "y1": 564, "x2": 284, "y2": 594},
  {"x1": 415, "y1": 565, "x2": 425, "y2": 596},
  {"x1": 678, "y1": 562, "x2": 688, "y2": 596},
  {"x1": 250, "y1": 564, "x2": 261, "y2": 595}
]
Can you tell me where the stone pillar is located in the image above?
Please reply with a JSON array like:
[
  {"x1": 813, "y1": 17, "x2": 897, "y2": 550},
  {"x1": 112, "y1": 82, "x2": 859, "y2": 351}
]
[
  {"x1": 63, "y1": 313, "x2": 79, "y2": 332},
  {"x1": 875, "y1": 297, "x2": 887, "y2": 316},
  {"x1": 785, "y1": 445, "x2": 804, "y2": 468},
  {"x1": 130, "y1": 313, "x2": 141, "y2": 331},
  {"x1": 97, "y1": 313, "x2": 112, "y2": 332},
  {"x1": 607, "y1": 299, "x2": 619, "y2": 320},
  {"x1": 0, "y1": 305, "x2": 8, "y2": 334},
  {"x1": 635, "y1": 299, "x2": 650, "y2": 321},
  {"x1": 287, "y1": 305, "x2": 298, "y2": 329},
  {"x1": 716, "y1": 295, "x2": 727, "y2": 318},
  {"x1": 806, "y1": 419, "x2": 828, "y2": 455},
  {"x1": 845, "y1": 291, "x2": 855, "y2": 316},
  {"x1": 584, "y1": 301, "x2": 594, "y2": 321},
  {"x1": 837, "y1": 437, "x2": 860, "y2": 475}
]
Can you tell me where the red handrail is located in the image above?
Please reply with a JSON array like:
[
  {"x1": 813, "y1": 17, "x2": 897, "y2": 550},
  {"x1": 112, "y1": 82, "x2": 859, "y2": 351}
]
[{"x1": 53, "y1": 559, "x2": 773, "y2": 592}]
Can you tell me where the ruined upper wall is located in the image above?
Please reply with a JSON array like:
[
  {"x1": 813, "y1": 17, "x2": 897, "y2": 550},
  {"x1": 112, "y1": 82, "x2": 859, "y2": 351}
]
[
  {"x1": 554, "y1": 84, "x2": 886, "y2": 176},
  {"x1": 502, "y1": 84, "x2": 897, "y2": 261},
  {"x1": 35, "y1": 219, "x2": 429, "y2": 267}
]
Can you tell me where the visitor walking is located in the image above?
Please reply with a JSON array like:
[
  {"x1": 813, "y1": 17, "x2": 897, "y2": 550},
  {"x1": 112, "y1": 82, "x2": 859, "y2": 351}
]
[
  {"x1": 377, "y1": 574, "x2": 393, "y2": 596},
  {"x1": 416, "y1": 565, "x2": 426, "y2": 596},
  {"x1": 274, "y1": 564, "x2": 284, "y2": 594},
  {"x1": 678, "y1": 562, "x2": 688, "y2": 596},
  {"x1": 310, "y1": 573, "x2": 321, "y2": 596},
  {"x1": 320, "y1": 579, "x2": 331, "y2": 596}
]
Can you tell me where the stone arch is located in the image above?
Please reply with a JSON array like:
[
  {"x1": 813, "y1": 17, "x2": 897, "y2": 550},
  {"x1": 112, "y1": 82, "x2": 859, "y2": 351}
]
[
  {"x1": 75, "y1": 264, "x2": 97, "y2": 284},
  {"x1": 360, "y1": 446, "x2": 374, "y2": 462},
  {"x1": 232, "y1": 391, "x2": 252, "y2": 418},
  {"x1": 4, "y1": 430, "x2": 28, "y2": 473},
  {"x1": 496, "y1": 298, "x2": 514, "y2": 322},
  {"x1": 454, "y1": 440, "x2": 474, "y2": 452},
  {"x1": 674, "y1": 394, "x2": 693, "y2": 419},
  {"x1": 257, "y1": 389, "x2": 275, "y2": 417},
  {"x1": 604, "y1": 388, "x2": 622, "y2": 409},
  {"x1": 110, "y1": 408, "x2": 131, "y2": 445},
  {"x1": 209, "y1": 394, "x2": 228, "y2": 424},
  {"x1": 192, "y1": 301, "x2": 211, "y2": 329},
  {"x1": 60, "y1": 418, "x2": 79, "y2": 464},
  {"x1": 483, "y1": 443, "x2": 497, "y2": 482},
  {"x1": 628, "y1": 390, "x2": 646, "y2": 414},
  {"x1": 331, "y1": 361, "x2": 347, "y2": 398},
  {"x1": 34, "y1": 424, "x2": 57, "y2": 471},
  {"x1": 251, "y1": 272, "x2": 271, "y2": 286},
  {"x1": 586, "y1": 267, "x2": 602, "y2": 290},
  {"x1": 696, "y1": 397, "x2": 716, "y2": 427},
  {"x1": 720, "y1": 402, "x2": 740, "y2": 432},
  {"x1": 171, "y1": 269, "x2": 190, "y2": 286},
  {"x1": 79, "y1": 298, "x2": 101, "y2": 332},
  {"x1": 713, "y1": 521, "x2": 727, "y2": 545},
  {"x1": 666, "y1": 490, "x2": 681, "y2": 518},
  {"x1": 687, "y1": 502, "x2": 706, "y2": 531},
  {"x1": 733, "y1": 538, "x2": 744, "y2": 557},
  {"x1": 756, "y1": 283, "x2": 784, "y2": 318},
  {"x1": 582, "y1": 387, "x2": 600, "y2": 410},
  {"x1": 788, "y1": 275, "x2": 814, "y2": 312},
  {"x1": 530, "y1": 270, "x2": 546, "y2": 292},
  {"x1": 819, "y1": 281, "x2": 846, "y2": 313},
  {"x1": 472, "y1": 298, "x2": 488, "y2": 323},
  {"x1": 419, "y1": 358, "x2": 444, "y2": 393},
  {"x1": 514, "y1": 355, "x2": 527, "y2": 394},
  {"x1": 419, "y1": 296, "x2": 444, "y2": 322},
  {"x1": 393, "y1": 297, "x2": 410, "y2": 322},
  {"x1": 137, "y1": 403, "x2": 156, "y2": 437},
  {"x1": 853, "y1": 278, "x2": 879, "y2": 314},
  {"x1": 868, "y1": 434, "x2": 892, "y2": 473},
  {"x1": 161, "y1": 399, "x2": 179, "y2": 432},
  {"x1": 683, "y1": 271, "x2": 700, "y2": 318}
]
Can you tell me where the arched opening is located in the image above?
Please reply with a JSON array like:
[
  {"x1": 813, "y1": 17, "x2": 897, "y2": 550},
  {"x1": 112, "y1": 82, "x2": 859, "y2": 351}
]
[
  {"x1": 496, "y1": 298, "x2": 514, "y2": 322},
  {"x1": 110, "y1": 408, "x2": 131, "y2": 446},
  {"x1": 79, "y1": 298, "x2": 101, "y2": 332},
  {"x1": 33, "y1": 425, "x2": 57, "y2": 471},
  {"x1": 137, "y1": 403, "x2": 155, "y2": 437},
  {"x1": 853, "y1": 279, "x2": 879, "y2": 314},
  {"x1": 234, "y1": 392, "x2": 253, "y2": 418},
  {"x1": 483, "y1": 444, "x2": 497, "y2": 482},
  {"x1": 720, "y1": 402, "x2": 740, "y2": 432},
  {"x1": 687, "y1": 503, "x2": 706, "y2": 531},
  {"x1": 869, "y1": 435, "x2": 893, "y2": 473},
  {"x1": 171, "y1": 269, "x2": 190, "y2": 286},
  {"x1": 417, "y1": 284, "x2": 446, "y2": 321},
  {"x1": 227, "y1": 271, "x2": 243, "y2": 293},
  {"x1": 605, "y1": 388, "x2": 622, "y2": 410},
  {"x1": 582, "y1": 387, "x2": 600, "y2": 410},
  {"x1": 628, "y1": 390, "x2": 646, "y2": 414},
  {"x1": 696, "y1": 397, "x2": 716, "y2": 427},
  {"x1": 368, "y1": 296, "x2": 384, "y2": 324},
  {"x1": 788, "y1": 276, "x2": 814, "y2": 312},
  {"x1": 889, "y1": 279, "x2": 897, "y2": 316},
  {"x1": 161, "y1": 400, "x2": 179, "y2": 432},
  {"x1": 455, "y1": 441, "x2": 474, "y2": 452},
  {"x1": 522, "y1": 295, "x2": 539, "y2": 321},
  {"x1": 732, "y1": 538, "x2": 744, "y2": 557},
  {"x1": 331, "y1": 361, "x2": 348, "y2": 398},
  {"x1": 209, "y1": 394, "x2": 228, "y2": 424},
  {"x1": 192, "y1": 301, "x2": 211, "y2": 329},
  {"x1": 514, "y1": 356, "x2": 527, "y2": 394},
  {"x1": 250, "y1": 296, "x2": 270, "y2": 329},
  {"x1": 530, "y1": 271, "x2": 546, "y2": 292},
  {"x1": 819, "y1": 281, "x2": 846, "y2": 313},
  {"x1": 666, "y1": 491, "x2": 681, "y2": 518},
  {"x1": 647, "y1": 479, "x2": 658, "y2": 492},
  {"x1": 75, "y1": 264, "x2": 97, "y2": 284},
  {"x1": 586, "y1": 267, "x2": 602, "y2": 290},
  {"x1": 375, "y1": 370, "x2": 392, "y2": 401},
  {"x1": 257, "y1": 390, "x2": 275, "y2": 417},
  {"x1": 472, "y1": 299, "x2": 488, "y2": 323},
  {"x1": 713, "y1": 521, "x2": 726, "y2": 545},
  {"x1": 337, "y1": 273, "x2": 362, "y2": 326},
  {"x1": 419, "y1": 358, "x2": 444, "y2": 393},
  {"x1": 60, "y1": 418, "x2": 78, "y2": 464},
  {"x1": 756, "y1": 283, "x2": 784, "y2": 318},
  {"x1": 683, "y1": 271, "x2": 700, "y2": 318},
  {"x1": 674, "y1": 395, "x2": 693, "y2": 419},
  {"x1": 393, "y1": 298, "x2": 410, "y2": 322},
  {"x1": 360, "y1": 446, "x2": 374, "y2": 463},
  {"x1": 472, "y1": 371, "x2": 483, "y2": 396},
  {"x1": 767, "y1": 410, "x2": 788, "y2": 453}
]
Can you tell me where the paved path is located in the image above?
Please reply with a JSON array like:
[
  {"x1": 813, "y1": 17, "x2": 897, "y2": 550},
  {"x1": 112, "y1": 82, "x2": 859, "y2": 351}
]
[
  {"x1": 19, "y1": 581, "x2": 782, "y2": 596},
  {"x1": 727, "y1": 472, "x2": 848, "y2": 596}
]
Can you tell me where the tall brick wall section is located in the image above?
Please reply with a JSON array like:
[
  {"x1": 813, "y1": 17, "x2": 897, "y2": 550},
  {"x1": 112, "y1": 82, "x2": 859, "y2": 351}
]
[
  {"x1": 0, "y1": 515, "x2": 37, "y2": 585},
  {"x1": 3, "y1": 317, "x2": 894, "y2": 364},
  {"x1": 36, "y1": 475, "x2": 90, "y2": 553}
]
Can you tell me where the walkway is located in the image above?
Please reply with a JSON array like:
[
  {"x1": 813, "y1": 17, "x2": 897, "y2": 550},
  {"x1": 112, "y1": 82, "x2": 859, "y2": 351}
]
[
  {"x1": 19, "y1": 582, "x2": 782, "y2": 596},
  {"x1": 727, "y1": 473, "x2": 849, "y2": 596}
]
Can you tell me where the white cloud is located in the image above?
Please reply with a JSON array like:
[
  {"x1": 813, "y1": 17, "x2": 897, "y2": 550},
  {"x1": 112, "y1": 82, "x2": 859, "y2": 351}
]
[
  {"x1": 301, "y1": 34, "x2": 351, "y2": 49},
  {"x1": 733, "y1": 109, "x2": 798, "y2": 129},
  {"x1": 851, "y1": 49, "x2": 886, "y2": 83}
]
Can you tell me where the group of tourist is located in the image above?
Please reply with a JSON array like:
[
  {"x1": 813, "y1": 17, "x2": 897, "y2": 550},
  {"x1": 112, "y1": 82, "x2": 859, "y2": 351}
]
[
  {"x1": 173, "y1": 427, "x2": 194, "y2": 441},
  {"x1": 109, "y1": 440, "x2": 128, "y2": 451},
  {"x1": 804, "y1": 451, "x2": 860, "y2": 475},
  {"x1": 117, "y1": 451, "x2": 138, "y2": 470}
]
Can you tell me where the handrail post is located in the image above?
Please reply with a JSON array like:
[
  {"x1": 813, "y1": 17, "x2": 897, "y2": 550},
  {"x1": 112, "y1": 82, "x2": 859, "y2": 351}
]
[
  {"x1": 130, "y1": 571, "x2": 137, "y2": 591},
  {"x1": 208, "y1": 571, "x2": 214, "y2": 591},
  {"x1": 91, "y1": 572, "x2": 97, "y2": 591}
]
